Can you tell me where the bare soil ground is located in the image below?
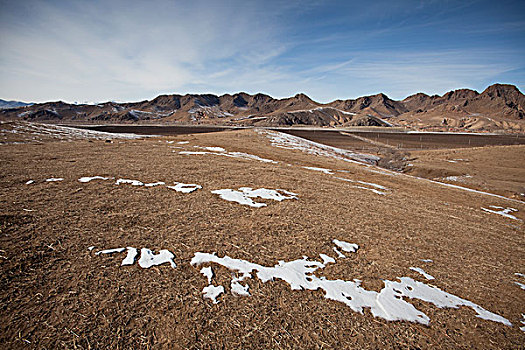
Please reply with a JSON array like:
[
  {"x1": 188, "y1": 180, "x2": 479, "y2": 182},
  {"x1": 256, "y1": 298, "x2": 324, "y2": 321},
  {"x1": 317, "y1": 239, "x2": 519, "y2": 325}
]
[{"x1": 1, "y1": 123, "x2": 524, "y2": 349}]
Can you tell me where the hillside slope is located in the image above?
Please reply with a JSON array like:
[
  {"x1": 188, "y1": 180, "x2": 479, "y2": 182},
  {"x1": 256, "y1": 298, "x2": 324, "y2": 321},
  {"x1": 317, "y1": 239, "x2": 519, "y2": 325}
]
[{"x1": 1, "y1": 84, "x2": 523, "y2": 132}]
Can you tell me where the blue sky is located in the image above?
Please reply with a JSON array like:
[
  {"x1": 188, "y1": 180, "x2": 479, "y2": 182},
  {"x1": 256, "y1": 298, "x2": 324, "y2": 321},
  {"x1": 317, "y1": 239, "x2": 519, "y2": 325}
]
[{"x1": 0, "y1": 0, "x2": 524, "y2": 103}]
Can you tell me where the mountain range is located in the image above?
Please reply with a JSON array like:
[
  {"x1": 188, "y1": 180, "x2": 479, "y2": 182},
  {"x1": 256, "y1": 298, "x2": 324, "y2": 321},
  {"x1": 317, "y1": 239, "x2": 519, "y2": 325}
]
[
  {"x1": 1, "y1": 84, "x2": 524, "y2": 132},
  {"x1": 0, "y1": 99, "x2": 32, "y2": 110}
]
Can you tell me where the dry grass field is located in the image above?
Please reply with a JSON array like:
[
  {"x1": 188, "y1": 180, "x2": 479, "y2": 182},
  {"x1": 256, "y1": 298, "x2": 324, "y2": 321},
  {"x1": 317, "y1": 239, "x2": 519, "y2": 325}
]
[{"x1": 0, "y1": 122, "x2": 524, "y2": 349}]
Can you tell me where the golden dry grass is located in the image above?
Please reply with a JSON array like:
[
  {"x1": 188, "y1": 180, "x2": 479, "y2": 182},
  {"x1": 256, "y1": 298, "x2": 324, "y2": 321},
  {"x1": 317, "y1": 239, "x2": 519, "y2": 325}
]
[{"x1": 0, "y1": 126, "x2": 524, "y2": 349}]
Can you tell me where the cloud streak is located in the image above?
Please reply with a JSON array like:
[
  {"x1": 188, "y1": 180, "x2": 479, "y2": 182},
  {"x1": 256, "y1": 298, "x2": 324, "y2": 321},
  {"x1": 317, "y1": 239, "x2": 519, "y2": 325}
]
[{"x1": 0, "y1": 0, "x2": 523, "y2": 103}]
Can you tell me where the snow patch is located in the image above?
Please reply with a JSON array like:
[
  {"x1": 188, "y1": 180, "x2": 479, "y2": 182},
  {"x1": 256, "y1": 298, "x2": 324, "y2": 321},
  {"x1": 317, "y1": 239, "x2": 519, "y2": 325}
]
[
  {"x1": 138, "y1": 248, "x2": 176, "y2": 268},
  {"x1": 211, "y1": 189, "x2": 266, "y2": 208},
  {"x1": 356, "y1": 180, "x2": 388, "y2": 190},
  {"x1": 95, "y1": 247, "x2": 126, "y2": 255},
  {"x1": 202, "y1": 285, "x2": 224, "y2": 304},
  {"x1": 167, "y1": 182, "x2": 202, "y2": 193},
  {"x1": 46, "y1": 178, "x2": 64, "y2": 182},
  {"x1": 320, "y1": 254, "x2": 336, "y2": 265},
  {"x1": 439, "y1": 175, "x2": 472, "y2": 183},
  {"x1": 200, "y1": 266, "x2": 214, "y2": 284},
  {"x1": 259, "y1": 130, "x2": 379, "y2": 165},
  {"x1": 335, "y1": 177, "x2": 390, "y2": 195},
  {"x1": 25, "y1": 180, "x2": 34, "y2": 185},
  {"x1": 481, "y1": 206, "x2": 519, "y2": 220},
  {"x1": 355, "y1": 186, "x2": 388, "y2": 196},
  {"x1": 333, "y1": 247, "x2": 346, "y2": 258},
  {"x1": 203, "y1": 146, "x2": 226, "y2": 152},
  {"x1": 95, "y1": 246, "x2": 176, "y2": 269},
  {"x1": 410, "y1": 267, "x2": 435, "y2": 280},
  {"x1": 231, "y1": 279, "x2": 250, "y2": 296},
  {"x1": 115, "y1": 179, "x2": 144, "y2": 186},
  {"x1": 303, "y1": 166, "x2": 334, "y2": 175},
  {"x1": 78, "y1": 176, "x2": 110, "y2": 183},
  {"x1": 144, "y1": 181, "x2": 166, "y2": 187},
  {"x1": 191, "y1": 251, "x2": 510, "y2": 326},
  {"x1": 333, "y1": 239, "x2": 359, "y2": 253},
  {"x1": 121, "y1": 247, "x2": 138, "y2": 266},
  {"x1": 1, "y1": 121, "x2": 148, "y2": 143},
  {"x1": 179, "y1": 149, "x2": 277, "y2": 164},
  {"x1": 211, "y1": 188, "x2": 297, "y2": 208}
]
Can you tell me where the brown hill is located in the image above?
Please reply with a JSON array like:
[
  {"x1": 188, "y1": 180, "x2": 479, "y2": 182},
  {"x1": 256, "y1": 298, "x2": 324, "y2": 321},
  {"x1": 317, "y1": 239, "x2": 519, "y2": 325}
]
[
  {"x1": 1, "y1": 84, "x2": 523, "y2": 132},
  {"x1": 329, "y1": 93, "x2": 408, "y2": 118}
]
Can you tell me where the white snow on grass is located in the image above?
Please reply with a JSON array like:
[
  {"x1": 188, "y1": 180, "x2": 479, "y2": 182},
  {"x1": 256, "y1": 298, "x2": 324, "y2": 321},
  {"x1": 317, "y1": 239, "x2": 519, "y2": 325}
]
[
  {"x1": 121, "y1": 247, "x2": 138, "y2": 266},
  {"x1": 421, "y1": 259, "x2": 433, "y2": 263},
  {"x1": 179, "y1": 149, "x2": 277, "y2": 164},
  {"x1": 355, "y1": 186, "x2": 388, "y2": 196},
  {"x1": 258, "y1": 130, "x2": 379, "y2": 165},
  {"x1": 520, "y1": 314, "x2": 525, "y2": 332},
  {"x1": 303, "y1": 166, "x2": 334, "y2": 175},
  {"x1": 167, "y1": 182, "x2": 202, "y2": 193},
  {"x1": 95, "y1": 246, "x2": 176, "y2": 269},
  {"x1": 1, "y1": 121, "x2": 148, "y2": 143},
  {"x1": 239, "y1": 187, "x2": 297, "y2": 201},
  {"x1": 177, "y1": 141, "x2": 189, "y2": 144},
  {"x1": 144, "y1": 181, "x2": 166, "y2": 187},
  {"x1": 95, "y1": 247, "x2": 126, "y2": 255},
  {"x1": 202, "y1": 285, "x2": 224, "y2": 304},
  {"x1": 320, "y1": 254, "x2": 336, "y2": 265},
  {"x1": 78, "y1": 176, "x2": 110, "y2": 183},
  {"x1": 46, "y1": 177, "x2": 64, "y2": 182},
  {"x1": 211, "y1": 189, "x2": 265, "y2": 208},
  {"x1": 115, "y1": 179, "x2": 144, "y2": 186},
  {"x1": 25, "y1": 180, "x2": 34, "y2": 185},
  {"x1": 200, "y1": 266, "x2": 214, "y2": 284},
  {"x1": 335, "y1": 177, "x2": 390, "y2": 195},
  {"x1": 481, "y1": 206, "x2": 519, "y2": 220},
  {"x1": 516, "y1": 273, "x2": 525, "y2": 278},
  {"x1": 410, "y1": 267, "x2": 435, "y2": 280},
  {"x1": 79, "y1": 177, "x2": 200, "y2": 193},
  {"x1": 261, "y1": 129, "x2": 522, "y2": 204},
  {"x1": 333, "y1": 239, "x2": 359, "y2": 253},
  {"x1": 333, "y1": 247, "x2": 346, "y2": 258},
  {"x1": 211, "y1": 188, "x2": 297, "y2": 208},
  {"x1": 88, "y1": 246, "x2": 95, "y2": 251},
  {"x1": 356, "y1": 180, "x2": 388, "y2": 190},
  {"x1": 515, "y1": 282, "x2": 525, "y2": 290},
  {"x1": 231, "y1": 278, "x2": 250, "y2": 296},
  {"x1": 203, "y1": 146, "x2": 226, "y2": 152},
  {"x1": 427, "y1": 180, "x2": 523, "y2": 204},
  {"x1": 191, "y1": 251, "x2": 510, "y2": 326},
  {"x1": 439, "y1": 175, "x2": 472, "y2": 183},
  {"x1": 225, "y1": 152, "x2": 277, "y2": 163},
  {"x1": 138, "y1": 248, "x2": 176, "y2": 268}
]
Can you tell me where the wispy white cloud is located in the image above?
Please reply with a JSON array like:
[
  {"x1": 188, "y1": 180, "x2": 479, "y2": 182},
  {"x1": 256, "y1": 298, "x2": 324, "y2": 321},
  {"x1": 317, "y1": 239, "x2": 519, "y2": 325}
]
[
  {"x1": 0, "y1": 0, "x2": 290, "y2": 102},
  {"x1": 0, "y1": 0, "x2": 523, "y2": 103}
]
